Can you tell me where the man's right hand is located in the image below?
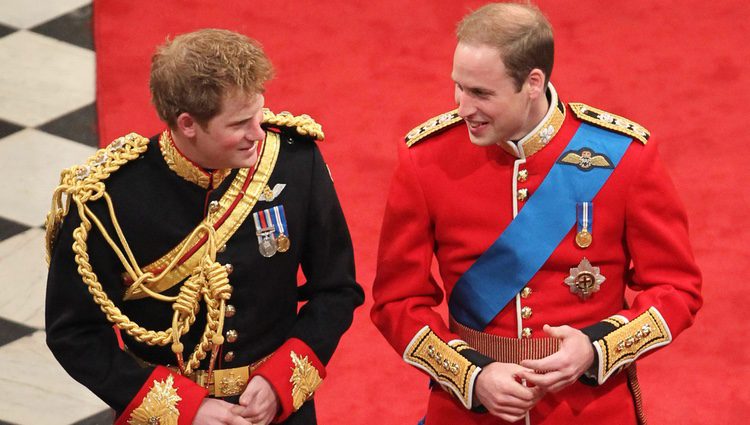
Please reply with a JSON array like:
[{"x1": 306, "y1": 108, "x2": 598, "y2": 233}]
[
  {"x1": 474, "y1": 362, "x2": 544, "y2": 423},
  {"x1": 193, "y1": 398, "x2": 254, "y2": 425}
]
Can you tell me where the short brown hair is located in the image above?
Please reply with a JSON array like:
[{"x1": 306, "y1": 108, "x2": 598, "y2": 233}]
[
  {"x1": 150, "y1": 29, "x2": 274, "y2": 127},
  {"x1": 457, "y1": 2, "x2": 554, "y2": 91}
]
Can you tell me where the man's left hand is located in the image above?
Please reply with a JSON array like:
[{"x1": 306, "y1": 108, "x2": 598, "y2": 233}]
[
  {"x1": 517, "y1": 324, "x2": 594, "y2": 393},
  {"x1": 232, "y1": 375, "x2": 279, "y2": 425}
]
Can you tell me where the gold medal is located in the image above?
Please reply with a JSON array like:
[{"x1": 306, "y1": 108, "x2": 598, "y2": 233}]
[
  {"x1": 575, "y1": 202, "x2": 593, "y2": 249},
  {"x1": 575, "y1": 229, "x2": 592, "y2": 248},
  {"x1": 277, "y1": 234, "x2": 290, "y2": 252}
]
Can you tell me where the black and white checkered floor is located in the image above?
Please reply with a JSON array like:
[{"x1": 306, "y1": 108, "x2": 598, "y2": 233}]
[{"x1": 0, "y1": 1, "x2": 114, "y2": 423}]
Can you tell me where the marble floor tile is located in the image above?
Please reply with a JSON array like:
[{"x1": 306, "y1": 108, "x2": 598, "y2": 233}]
[
  {"x1": 0, "y1": 129, "x2": 95, "y2": 227},
  {"x1": 0, "y1": 0, "x2": 91, "y2": 29},
  {"x1": 0, "y1": 22, "x2": 16, "y2": 38},
  {"x1": 0, "y1": 331, "x2": 108, "y2": 425},
  {"x1": 0, "y1": 228, "x2": 48, "y2": 329},
  {"x1": 0, "y1": 31, "x2": 94, "y2": 127},
  {"x1": 0, "y1": 216, "x2": 30, "y2": 242},
  {"x1": 71, "y1": 410, "x2": 115, "y2": 425},
  {"x1": 0, "y1": 317, "x2": 36, "y2": 346},
  {"x1": 38, "y1": 102, "x2": 99, "y2": 148},
  {"x1": 30, "y1": 4, "x2": 94, "y2": 51},
  {"x1": 0, "y1": 117, "x2": 24, "y2": 139}
]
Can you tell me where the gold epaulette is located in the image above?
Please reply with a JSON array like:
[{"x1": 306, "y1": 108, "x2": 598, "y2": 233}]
[
  {"x1": 405, "y1": 109, "x2": 462, "y2": 147},
  {"x1": 569, "y1": 102, "x2": 649, "y2": 144},
  {"x1": 262, "y1": 108, "x2": 324, "y2": 141},
  {"x1": 45, "y1": 133, "x2": 150, "y2": 263}
]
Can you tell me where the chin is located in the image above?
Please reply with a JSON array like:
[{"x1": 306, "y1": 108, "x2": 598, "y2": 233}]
[{"x1": 468, "y1": 135, "x2": 498, "y2": 147}]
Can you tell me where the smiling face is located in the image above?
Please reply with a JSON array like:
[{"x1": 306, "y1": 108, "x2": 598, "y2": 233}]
[
  {"x1": 179, "y1": 89, "x2": 266, "y2": 169},
  {"x1": 452, "y1": 42, "x2": 544, "y2": 147}
]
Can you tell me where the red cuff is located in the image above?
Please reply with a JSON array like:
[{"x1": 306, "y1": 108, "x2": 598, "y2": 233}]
[
  {"x1": 252, "y1": 338, "x2": 326, "y2": 422},
  {"x1": 115, "y1": 366, "x2": 207, "y2": 425}
]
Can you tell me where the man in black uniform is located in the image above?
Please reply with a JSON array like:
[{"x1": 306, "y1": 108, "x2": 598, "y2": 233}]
[{"x1": 45, "y1": 29, "x2": 364, "y2": 425}]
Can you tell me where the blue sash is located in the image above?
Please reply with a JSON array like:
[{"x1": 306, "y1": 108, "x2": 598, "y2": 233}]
[{"x1": 448, "y1": 123, "x2": 631, "y2": 330}]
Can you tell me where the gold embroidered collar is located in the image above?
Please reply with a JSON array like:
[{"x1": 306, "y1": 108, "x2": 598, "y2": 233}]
[
  {"x1": 500, "y1": 83, "x2": 566, "y2": 159},
  {"x1": 159, "y1": 130, "x2": 232, "y2": 189}
]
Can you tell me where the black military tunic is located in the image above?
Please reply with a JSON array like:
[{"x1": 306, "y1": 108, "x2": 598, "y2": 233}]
[{"x1": 45, "y1": 118, "x2": 364, "y2": 424}]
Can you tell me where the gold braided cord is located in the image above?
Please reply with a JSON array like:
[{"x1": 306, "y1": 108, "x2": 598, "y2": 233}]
[
  {"x1": 262, "y1": 108, "x2": 325, "y2": 140},
  {"x1": 46, "y1": 133, "x2": 233, "y2": 378}
]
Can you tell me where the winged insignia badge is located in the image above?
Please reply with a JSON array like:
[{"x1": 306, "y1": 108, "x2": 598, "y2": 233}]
[
  {"x1": 259, "y1": 183, "x2": 286, "y2": 202},
  {"x1": 557, "y1": 148, "x2": 613, "y2": 171}
]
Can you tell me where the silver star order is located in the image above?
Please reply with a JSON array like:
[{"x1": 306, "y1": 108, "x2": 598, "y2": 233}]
[{"x1": 564, "y1": 257, "x2": 606, "y2": 300}]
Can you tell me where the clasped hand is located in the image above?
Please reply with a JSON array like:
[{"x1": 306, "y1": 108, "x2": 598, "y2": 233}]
[
  {"x1": 193, "y1": 375, "x2": 279, "y2": 425},
  {"x1": 475, "y1": 325, "x2": 595, "y2": 422}
]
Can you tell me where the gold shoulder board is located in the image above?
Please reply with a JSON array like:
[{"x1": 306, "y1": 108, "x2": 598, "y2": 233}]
[
  {"x1": 405, "y1": 110, "x2": 462, "y2": 147},
  {"x1": 569, "y1": 103, "x2": 649, "y2": 144},
  {"x1": 262, "y1": 108, "x2": 324, "y2": 141}
]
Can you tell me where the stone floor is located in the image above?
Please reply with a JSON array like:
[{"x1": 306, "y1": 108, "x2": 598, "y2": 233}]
[{"x1": 0, "y1": 1, "x2": 113, "y2": 423}]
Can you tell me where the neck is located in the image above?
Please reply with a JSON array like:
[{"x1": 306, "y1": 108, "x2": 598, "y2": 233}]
[
  {"x1": 517, "y1": 92, "x2": 550, "y2": 140},
  {"x1": 170, "y1": 129, "x2": 206, "y2": 169}
]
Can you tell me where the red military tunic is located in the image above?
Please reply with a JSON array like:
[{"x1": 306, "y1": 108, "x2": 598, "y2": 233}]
[{"x1": 371, "y1": 85, "x2": 702, "y2": 424}]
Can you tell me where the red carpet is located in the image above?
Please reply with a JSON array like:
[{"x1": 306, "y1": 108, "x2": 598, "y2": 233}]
[{"x1": 95, "y1": 1, "x2": 750, "y2": 423}]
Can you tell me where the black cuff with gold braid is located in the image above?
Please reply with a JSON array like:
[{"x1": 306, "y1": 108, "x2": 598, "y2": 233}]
[
  {"x1": 403, "y1": 326, "x2": 484, "y2": 409},
  {"x1": 582, "y1": 307, "x2": 672, "y2": 385}
]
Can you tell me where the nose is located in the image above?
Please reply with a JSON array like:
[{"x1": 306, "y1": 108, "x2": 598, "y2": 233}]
[
  {"x1": 455, "y1": 91, "x2": 475, "y2": 119},
  {"x1": 247, "y1": 122, "x2": 265, "y2": 142}
]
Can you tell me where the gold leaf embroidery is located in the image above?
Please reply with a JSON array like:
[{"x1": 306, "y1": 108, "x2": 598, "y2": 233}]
[
  {"x1": 128, "y1": 375, "x2": 181, "y2": 425},
  {"x1": 289, "y1": 351, "x2": 322, "y2": 410}
]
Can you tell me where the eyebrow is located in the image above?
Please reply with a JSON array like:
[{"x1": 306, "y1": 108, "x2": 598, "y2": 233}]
[
  {"x1": 455, "y1": 81, "x2": 495, "y2": 96},
  {"x1": 228, "y1": 117, "x2": 251, "y2": 126}
]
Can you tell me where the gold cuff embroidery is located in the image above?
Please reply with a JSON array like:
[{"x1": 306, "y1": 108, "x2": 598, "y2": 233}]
[
  {"x1": 403, "y1": 326, "x2": 480, "y2": 409},
  {"x1": 290, "y1": 351, "x2": 323, "y2": 411},
  {"x1": 594, "y1": 307, "x2": 672, "y2": 384},
  {"x1": 128, "y1": 375, "x2": 181, "y2": 425},
  {"x1": 602, "y1": 315, "x2": 629, "y2": 328}
]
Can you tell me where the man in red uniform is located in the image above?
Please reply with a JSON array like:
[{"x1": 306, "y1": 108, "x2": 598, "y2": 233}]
[{"x1": 371, "y1": 3, "x2": 701, "y2": 424}]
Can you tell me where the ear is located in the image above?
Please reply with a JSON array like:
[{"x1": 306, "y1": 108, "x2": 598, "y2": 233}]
[
  {"x1": 525, "y1": 68, "x2": 546, "y2": 99},
  {"x1": 176, "y1": 112, "x2": 198, "y2": 138}
]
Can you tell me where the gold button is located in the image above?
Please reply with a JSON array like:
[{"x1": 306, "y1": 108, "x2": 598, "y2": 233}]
[
  {"x1": 517, "y1": 188, "x2": 528, "y2": 201},
  {"x1": 518, "y1": 170, "x2": 529, "y2": 183},
  {"x1": 225, "y1": 304, "x2": 236, "y2": 318},
  {"x1": 225, "y1": 263, "x2": 234, "y2": 275},
  {"x1": 522, "y1": 328, "x2": 532, "y2": 338},
  {"x1": 521, "y1": 306, "x2": 532, "y2": 319},
  {"x1": 224, "y1": 351, "x2": 235, "y2": 362},
  {"x1": 218, "y1": 244, "x2": 227, "y2": 253},
  {"x1": 226, "y1": 330, "x2": 238, "y2": 343},
  {"x1": 208, "y1": 200, "x2": 220, "y2": 213},
  {"x1": 520, "y1": 287, "x2": 532, "y2": 298}
]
